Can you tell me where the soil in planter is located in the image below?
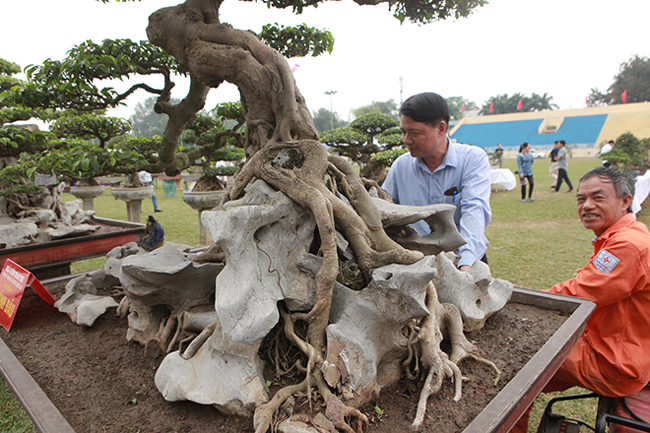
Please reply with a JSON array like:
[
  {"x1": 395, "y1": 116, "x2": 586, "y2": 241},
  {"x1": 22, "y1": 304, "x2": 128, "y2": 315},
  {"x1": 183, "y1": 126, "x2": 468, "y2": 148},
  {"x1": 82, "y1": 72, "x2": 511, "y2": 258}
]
[{"x1": 1, "y1": 288, "x2": 568, "y2": 433}]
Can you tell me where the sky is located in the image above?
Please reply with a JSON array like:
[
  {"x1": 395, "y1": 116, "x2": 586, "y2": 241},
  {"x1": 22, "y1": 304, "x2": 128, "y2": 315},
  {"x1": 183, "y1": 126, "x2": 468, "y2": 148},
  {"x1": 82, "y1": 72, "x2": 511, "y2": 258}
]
[{"x1": 2, "y1": 0, "x2": 649, "y2": 122}]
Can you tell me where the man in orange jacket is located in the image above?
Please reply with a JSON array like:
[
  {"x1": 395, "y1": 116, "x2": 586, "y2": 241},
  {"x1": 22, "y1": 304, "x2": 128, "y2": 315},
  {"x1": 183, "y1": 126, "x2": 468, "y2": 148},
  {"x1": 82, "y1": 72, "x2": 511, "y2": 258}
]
[{"x1": 512, "y1": 166, "x2": 650, "y2": 432}]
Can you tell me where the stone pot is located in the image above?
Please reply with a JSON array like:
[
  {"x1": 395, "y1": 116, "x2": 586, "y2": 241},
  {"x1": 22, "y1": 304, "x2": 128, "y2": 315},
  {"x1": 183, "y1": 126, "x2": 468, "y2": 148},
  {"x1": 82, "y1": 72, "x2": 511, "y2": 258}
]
[
  {"x1": 70, "y1": 185, "x2": 105, "y2": 212},
  {"x1": 111, "y1": 186, "x2": 154, "y2": 223},
  {"x1": 182, "y1": 190, "x2": 227, "y2": 245}
]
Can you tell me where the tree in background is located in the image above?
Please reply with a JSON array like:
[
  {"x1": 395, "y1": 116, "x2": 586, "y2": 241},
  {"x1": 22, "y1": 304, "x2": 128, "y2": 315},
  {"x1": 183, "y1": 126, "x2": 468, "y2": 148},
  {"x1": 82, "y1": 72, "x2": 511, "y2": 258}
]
[
  {"x1": 50, "y1": 115, "x2": 132, "y2": 149},
  {"x1": 446, "y1": 96, "x2": 477, "y2": 121},
  {"x1": 350, "y1": 99, "x2": 398, "y2": 119},
  {"x1": 180, "y1": 101, "x2": 246, "y2": 191},
  {"x1": 0, "y1": 58, "x2": 40, "y2": 126},
  {"x1": 479, "y1": 92, "x2": 557, "y2": 115},
  {"x1": 588, "y1": 55, "x2": 650, "y2": 106},
  {"x1": 311, "y1": 107, "x2": 348, "y2": 133},
  {"x1": 131, "y1": 96, "x2": 180, "y2": 137},
  {"x1": 320, "y1": 112, "x2": 399, "y2": 181},
  {"x1": 603, "y1": 132, "x2": 650, "y2": 172}
]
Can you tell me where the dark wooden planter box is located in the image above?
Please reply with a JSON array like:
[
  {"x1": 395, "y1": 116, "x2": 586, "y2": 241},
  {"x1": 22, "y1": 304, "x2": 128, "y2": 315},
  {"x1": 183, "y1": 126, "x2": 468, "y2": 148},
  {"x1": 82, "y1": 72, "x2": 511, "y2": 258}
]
[
  {"x1": 0, "y1": 287, "x2": 594, "y2": 433},
  {"x1": 0, "y1": 217, "x2": 146, "y2": 280}
]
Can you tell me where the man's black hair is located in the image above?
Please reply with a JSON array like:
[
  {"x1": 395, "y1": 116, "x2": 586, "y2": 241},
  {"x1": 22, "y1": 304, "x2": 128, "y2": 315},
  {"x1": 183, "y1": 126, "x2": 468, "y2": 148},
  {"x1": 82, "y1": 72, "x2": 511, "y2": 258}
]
[
  {"x1": 579, "y1": 167, "x2": 635, "y2": 213},
  {"x1": 399, "y1": 92, "x2": 450, "y2": 129},
  {"x1": 559, "y1": 140, "x2": 566, "y2": 146}
]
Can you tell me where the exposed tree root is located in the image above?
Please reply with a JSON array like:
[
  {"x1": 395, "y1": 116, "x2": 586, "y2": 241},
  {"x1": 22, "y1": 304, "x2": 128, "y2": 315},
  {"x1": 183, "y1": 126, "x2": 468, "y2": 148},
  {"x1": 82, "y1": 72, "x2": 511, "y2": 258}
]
[{"x1": 409, "y1": 282, "x2": 501, "y2": 430}]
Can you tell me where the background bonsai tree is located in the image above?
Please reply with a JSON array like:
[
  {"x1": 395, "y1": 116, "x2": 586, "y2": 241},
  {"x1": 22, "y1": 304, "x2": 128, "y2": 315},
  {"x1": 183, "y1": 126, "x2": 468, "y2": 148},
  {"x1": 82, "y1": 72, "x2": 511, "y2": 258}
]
[
  {"x1": 603, "y1": 132, "x2": 650, "y2": 173},
  {"x1": 320, "y1": 112, "x2": 400, "y2": 181},
  {"x1": 181, "y1": 102, "x2": 246, "y2": 191}
]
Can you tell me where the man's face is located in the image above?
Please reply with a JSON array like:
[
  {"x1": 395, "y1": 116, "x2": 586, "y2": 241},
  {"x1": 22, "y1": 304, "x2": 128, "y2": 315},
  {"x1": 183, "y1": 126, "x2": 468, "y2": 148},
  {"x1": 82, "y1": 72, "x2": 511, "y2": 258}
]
[
  {"x1": 576, "y1": 176, "x2": 632, "y2": 236},
  {"x1": 400, "y1": 115, "x2": 447, "y2": 160}
]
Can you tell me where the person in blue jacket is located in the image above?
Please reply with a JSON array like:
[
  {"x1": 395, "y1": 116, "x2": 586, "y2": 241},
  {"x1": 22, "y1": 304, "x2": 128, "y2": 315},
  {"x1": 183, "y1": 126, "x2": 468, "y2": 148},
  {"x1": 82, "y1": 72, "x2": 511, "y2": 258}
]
[{"x1": 517, "y1": 142, "x2": 535, "y2": 203}]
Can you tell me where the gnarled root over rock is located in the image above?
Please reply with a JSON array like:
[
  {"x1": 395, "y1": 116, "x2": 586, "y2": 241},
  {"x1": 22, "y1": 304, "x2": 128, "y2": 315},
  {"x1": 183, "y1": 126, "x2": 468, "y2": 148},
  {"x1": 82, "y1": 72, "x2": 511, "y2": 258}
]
[
  {"x1": 406, "y1": 282, "x2": 501, "y2": 430},
  {"x1": 175, "y1": 139, "x2": 502, "y2": 432}
]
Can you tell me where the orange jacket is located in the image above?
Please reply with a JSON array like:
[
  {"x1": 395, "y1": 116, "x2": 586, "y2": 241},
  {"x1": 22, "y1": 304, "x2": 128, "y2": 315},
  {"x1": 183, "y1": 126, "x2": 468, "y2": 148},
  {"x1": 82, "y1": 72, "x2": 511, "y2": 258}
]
[{"x1": 548, "y1": 213, "x2": 650, "y2": 397}]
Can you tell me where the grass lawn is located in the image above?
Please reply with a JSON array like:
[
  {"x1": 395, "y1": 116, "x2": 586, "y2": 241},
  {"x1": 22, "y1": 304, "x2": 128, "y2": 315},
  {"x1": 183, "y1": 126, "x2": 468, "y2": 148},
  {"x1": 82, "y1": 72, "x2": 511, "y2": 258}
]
[{"x1": 2, "y1": 157, "x2": 649, "y2": 432}]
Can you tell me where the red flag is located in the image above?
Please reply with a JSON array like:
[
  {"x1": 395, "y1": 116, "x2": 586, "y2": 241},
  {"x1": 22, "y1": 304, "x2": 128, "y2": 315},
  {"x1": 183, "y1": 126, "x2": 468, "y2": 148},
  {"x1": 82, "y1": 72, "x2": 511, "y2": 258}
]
[
  {"x1": 489, "y1": 103, "x2": 493, "y2": 113},
  {"x1": 621, "y1": 90, "x2": 628, "y2": 104},
  {"x1": 461, "y1": 103, "x2": 465, "y2": 112},
  {"x1": 517, "y1": 99, "x2": 523, "y2": 111}
]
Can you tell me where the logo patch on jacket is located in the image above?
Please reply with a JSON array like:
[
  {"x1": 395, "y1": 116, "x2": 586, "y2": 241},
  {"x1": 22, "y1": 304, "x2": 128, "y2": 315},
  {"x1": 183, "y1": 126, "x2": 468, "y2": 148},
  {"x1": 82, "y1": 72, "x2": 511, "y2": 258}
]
[{"x1": 593, "y1": 249, "x2": 620, "y2": 274}]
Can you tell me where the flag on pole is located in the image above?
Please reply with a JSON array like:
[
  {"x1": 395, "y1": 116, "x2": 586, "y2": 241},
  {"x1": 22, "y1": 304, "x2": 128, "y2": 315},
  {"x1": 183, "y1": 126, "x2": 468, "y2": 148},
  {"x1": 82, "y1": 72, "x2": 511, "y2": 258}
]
[
  {"x1": 621, "y1": 90, "x2": 628, "y2": 104},
  {"x1": 516, "y1": 99, "x2": 523, "y2": 111},
  {"x1": 461, "y1": 103, "x2": 465, "y2": 112},
  {"x1": 489, "y1": 103, "x2": 493, "y2": 113}
]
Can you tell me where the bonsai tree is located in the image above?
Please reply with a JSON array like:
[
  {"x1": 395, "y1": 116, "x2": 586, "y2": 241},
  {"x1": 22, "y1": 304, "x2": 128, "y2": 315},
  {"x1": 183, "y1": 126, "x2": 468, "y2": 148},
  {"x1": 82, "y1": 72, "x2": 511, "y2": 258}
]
[
  {"x1": 3, "y1": 0, "x2": 491, "y2": 431},
  {"x1": 50, "y1": 114, "x2": 132, "y2": 150},
  {"x1": 181, "y1": 102, "x2": 246, "y2": 191},
  {"x1": 320, "y1": 112, "x2": 399, "y2": 181},
  {"x1": 604, "y1": 132, "x2": 650, "y2": 173}
]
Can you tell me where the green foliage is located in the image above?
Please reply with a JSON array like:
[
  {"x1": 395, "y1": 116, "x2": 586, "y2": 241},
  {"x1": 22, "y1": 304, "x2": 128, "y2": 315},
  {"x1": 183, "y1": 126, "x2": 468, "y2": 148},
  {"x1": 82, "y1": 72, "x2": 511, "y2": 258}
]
[
  {"x1": 312, "y1": 107, "x2": 348, "y2": 133},
  {"x1": 389, "y1": 0, "x2": 486, "y2": 24},
  {"x1": 377, "y1": 127, "x2": 402, "y2": 147},
  {"x1": 5, "y1": 39, "x2": 178, "y2": 111},
  {"x1": 349, "y1": 112, "x2": 398, "y2": 135},
  {"x1": 260, "y1": 23, "x2": 334, "y2": 57},
  {"x1": 479, "y1": 93, "x2": 558, "y2": 115},
  {"x1": 0, "y1": 58, "x2": 21, "y2": 76},
  {"x1": 114, "y1": 135, "x2": 163, "y2": 164},
  {"x1": 213, "y1": 101, "x2": 245, "y2": 128},
  {"x1": 371, "y1": 147, "x2": 407, "y2": 166},
  {"x1": 351, "y1": 99, "x2": 398, "y2": 119},
  {"x1": 200, "y1": 165, "x2": 240, "y2": 179},
  {"x1": 446, "y1": 96, "x2": 477, "y2": 121},
  {"x1": 0, "y1": 126, "x2": 55, "y2": 158},
  {"x1": 320, "y1": 127, "x2": 367, "y2": 147},
  {"x1": 51, "y1": 114, "x2": 132, "y2": 148},
  {"x1": 107, "y1": 0, "x2": 484, "y2": 25},
  {"x1": 321, "y1": 112, "x2": 400, "y2": 164},
  {"x1": 588, "y1": 55, "x2": 650, "y2": 105},
  {"x1": 0, "y1": 152, "x2": 47, "y2": 196},
  {"x1": 40, "y1": 140, "x2": 149, "y2": 182},
  {"x1": 604, "y1": 132, "x2": 649, "y2": 171},
  {"x1": 131, "y1": 96, "x2": 177, "y2": 137},
  {"x1": 0, "y1": 58, "x2": 41, "y2": 125},
  {"x1": 210, "y1": 144, "x2": 245, "y2": 162}
]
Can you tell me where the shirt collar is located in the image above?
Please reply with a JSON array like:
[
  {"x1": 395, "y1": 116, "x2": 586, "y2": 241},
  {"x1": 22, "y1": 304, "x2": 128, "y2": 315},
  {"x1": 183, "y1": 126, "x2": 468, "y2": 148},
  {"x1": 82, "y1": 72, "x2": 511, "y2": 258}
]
[
  {"x1": 592, "y1": 212, "x2": 636, "y2": 245},
  {"x1": 415, "y1": 136, "x2": 456, "y2": 174}
]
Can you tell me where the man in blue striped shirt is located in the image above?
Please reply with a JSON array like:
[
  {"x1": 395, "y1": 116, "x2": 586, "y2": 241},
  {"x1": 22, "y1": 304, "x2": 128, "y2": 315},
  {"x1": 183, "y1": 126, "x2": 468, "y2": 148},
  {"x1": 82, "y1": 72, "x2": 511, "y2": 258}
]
[{"x1": 382, "y1": 92, "x2": 492, "y2": 270}]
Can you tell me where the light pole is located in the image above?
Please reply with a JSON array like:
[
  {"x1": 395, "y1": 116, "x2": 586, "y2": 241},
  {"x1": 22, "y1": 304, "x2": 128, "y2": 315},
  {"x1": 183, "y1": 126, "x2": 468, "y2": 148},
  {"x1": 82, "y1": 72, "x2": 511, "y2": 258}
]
[{"x1": 325, "y1": 90, "x2": 337, "y2": 130}]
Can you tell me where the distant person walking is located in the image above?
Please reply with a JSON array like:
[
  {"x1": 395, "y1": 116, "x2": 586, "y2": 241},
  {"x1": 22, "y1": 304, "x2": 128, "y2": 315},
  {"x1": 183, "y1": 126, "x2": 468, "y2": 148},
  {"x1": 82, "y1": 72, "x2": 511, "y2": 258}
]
[
  {"x1": 548, "y1": 141, "x2": 559, "y2": 189},
  {"x1": 600, "y1": 139, "x2": 614, "y2": 168},
  {"x1": 138, "y1": 170, "x2": 163, "y2": 212},
  {"x1": 517, "y1": 142, "x2": 535, "y2": 202},
  {"x1": 554, "y1": 140, "x2": 573, "y2": 192},
  {"x1": 495, "y1": 143, "x2": 504, "y2": 168}
]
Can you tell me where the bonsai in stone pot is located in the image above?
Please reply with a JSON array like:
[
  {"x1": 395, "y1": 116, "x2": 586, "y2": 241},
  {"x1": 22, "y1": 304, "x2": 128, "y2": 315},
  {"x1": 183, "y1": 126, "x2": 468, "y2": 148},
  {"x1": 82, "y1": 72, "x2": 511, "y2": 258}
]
[{"x1": 181, "y1": 103, "x2": 246, "y2": 192}]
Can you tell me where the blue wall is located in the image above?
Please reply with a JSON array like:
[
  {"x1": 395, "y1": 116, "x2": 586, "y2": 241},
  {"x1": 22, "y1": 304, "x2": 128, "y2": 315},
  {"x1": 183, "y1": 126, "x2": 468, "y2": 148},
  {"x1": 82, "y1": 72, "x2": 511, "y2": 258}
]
[{"x1": 451, "y1": 114, "x2": 608, "y2": 149}]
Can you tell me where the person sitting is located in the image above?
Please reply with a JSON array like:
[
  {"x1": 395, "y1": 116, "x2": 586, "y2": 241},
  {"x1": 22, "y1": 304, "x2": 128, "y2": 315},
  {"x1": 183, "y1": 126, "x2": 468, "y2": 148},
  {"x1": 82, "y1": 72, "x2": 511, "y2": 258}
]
[
  {"x1": 511, "y1": 167, "x2": 650, "y2": 432},
  {"x1": 140, "y1": 215, "x2": 165, "y2": 251}
]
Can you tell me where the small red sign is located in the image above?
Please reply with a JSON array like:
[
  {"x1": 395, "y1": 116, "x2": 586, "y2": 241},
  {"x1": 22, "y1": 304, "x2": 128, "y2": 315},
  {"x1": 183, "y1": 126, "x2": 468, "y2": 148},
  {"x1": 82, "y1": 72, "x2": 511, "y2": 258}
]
[{"x1": 0, "y1": 259, "x2": 56, "y2": 332}]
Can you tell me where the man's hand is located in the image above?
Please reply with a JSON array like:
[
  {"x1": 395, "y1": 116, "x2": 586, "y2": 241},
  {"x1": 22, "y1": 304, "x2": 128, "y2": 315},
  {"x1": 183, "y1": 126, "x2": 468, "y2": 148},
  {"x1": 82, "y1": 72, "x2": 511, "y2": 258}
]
[{"x1": 459, "y1": 265, "x2": 470, "y2": 272}]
